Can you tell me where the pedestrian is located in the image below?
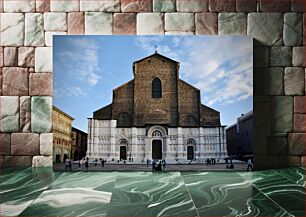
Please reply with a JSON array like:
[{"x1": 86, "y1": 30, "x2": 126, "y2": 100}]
[
  {"x1": 157, "y1": 161, "x2": 162, "y2": 171},
  {"x1": 69, "y1": 159, "x2": 72, "y2": 171},
  {"x1": 147, "y1": 159, "x2": 149, "y2": 167},
  {"x1": 65, "y1": 158, "x2": 69, "y2": 171},
  {"x1": 152, "y1": 160, "x2": 156, "y2": 172},
  {"x1": 247, "y1": 158, "x2": 253, "y2": 171},
  {"x1": 85, "y1": 159, "x2": 89, "y2": 170},
  {"x1": 162, "y1": 159, "x2": 167, "y2": 171},
  {"x1": 78, "y1": 159, "x2": 81, "y2": 169},
  {"x1": 102, "y1": 159, "x2": 105, "y2": 167}
]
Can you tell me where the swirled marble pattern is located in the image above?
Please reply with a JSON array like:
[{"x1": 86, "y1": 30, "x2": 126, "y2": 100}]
[{"x1": 0, "y1": 167, "x2": 305, "y2": 216}]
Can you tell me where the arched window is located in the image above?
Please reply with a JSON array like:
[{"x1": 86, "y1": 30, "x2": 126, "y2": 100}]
[
  {"x1": 152, "y1": 78, "x2": 162, "y2": 98},
  {"x1": 117, "y1": 113, "x2": 131, "y2": 127}
]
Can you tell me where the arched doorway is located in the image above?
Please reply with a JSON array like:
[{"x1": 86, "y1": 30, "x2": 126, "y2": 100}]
[
  {"x1": 120, "y1": 146, "x2": 127, "y2": 160},
  {"x1": 187, "y1": 146, "x2": 194, "y2": 160},
  {"x1": 187, "y1": 139, "x2": 196, "y2": 160},
  {"x1": 152, "y1": 140, "x2": 162, "y2": 160}
]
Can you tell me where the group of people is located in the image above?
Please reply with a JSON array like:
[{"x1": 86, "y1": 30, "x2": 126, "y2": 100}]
[
  {"x1": 206, "y1": 158, "x2": 216, "y2": 166},
  {"x1": 152, "y1": 159, "x2": 167, "y2": 172},
  {"x1": 64, "y1": 158, "x2": 73, "y2": 171}
]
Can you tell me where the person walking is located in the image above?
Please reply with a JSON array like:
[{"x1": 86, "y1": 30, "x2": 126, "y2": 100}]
[
  {"x1": 247, "y1": 158, "x2": 253, "y2": 171},
  {"x1": 85, "y1": 159, "x2": 89, "y2": 170},
  {"x1": 152, "y1": 160, "x2": 156, "y2": 172},
  {"x1": 102, "y1": 159, "x2": 105, "y2": 167},
  {"x1": 162, "y1": 159, "x2": 167, "y2": 172},
  {"x1": 147, "y1": 159, "x2": 149, "y2": 167},
  {"x1": 65, "y1": 158, "x2": 69, "y2": 171},
  {"x1": 69, "y1": 159, "x2": 72, "y2": 171}
]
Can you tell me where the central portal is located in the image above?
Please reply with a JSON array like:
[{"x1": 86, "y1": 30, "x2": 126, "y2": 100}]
[{"x1": 152, "y1": 140, "x2": 162, "y2": 160}]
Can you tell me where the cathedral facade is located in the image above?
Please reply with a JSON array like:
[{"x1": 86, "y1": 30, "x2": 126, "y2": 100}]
[{"x1": 87, "y1": 53, "x2": 227, "y2": 163}]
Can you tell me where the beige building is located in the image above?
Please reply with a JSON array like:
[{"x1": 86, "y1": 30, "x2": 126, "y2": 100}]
[{"x1": 52, "y1": 106, "x2": 74, "y2": 163}]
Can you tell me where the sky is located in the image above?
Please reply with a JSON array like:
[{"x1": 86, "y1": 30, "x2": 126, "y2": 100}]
[{"x1": 53, "y1": 35, "x2": 253, "y2": 132}]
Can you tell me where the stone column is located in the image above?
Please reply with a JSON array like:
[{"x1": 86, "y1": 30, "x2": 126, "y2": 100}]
[
  {"x1": 199, "y1": 127, "x2": 205, "y2": 159},
  {"x1": 131, "y1": 127, "x2": 137, "y2": 161},
  {"x1": 177, "y1": 127, "x2": 184, "y2": 159},
  {"x1": 110, "y1": 120, "x2": 117, "y2": 160}
]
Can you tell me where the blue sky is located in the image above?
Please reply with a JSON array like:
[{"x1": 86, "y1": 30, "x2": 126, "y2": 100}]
[{"x1": 53, "y1": 35, "x2": 253, "y2": 132}]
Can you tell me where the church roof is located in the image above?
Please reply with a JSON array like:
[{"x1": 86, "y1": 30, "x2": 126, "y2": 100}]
[{"x1": 133, "y1": 51, "x2": 179, "y2": 64}]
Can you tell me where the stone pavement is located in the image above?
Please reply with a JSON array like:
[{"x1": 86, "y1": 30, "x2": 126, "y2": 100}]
[{"x1": 53, "y1": 162, "x2": 249, "y2": 172}]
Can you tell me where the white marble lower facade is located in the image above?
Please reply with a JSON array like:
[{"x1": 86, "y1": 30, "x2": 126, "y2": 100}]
[{"x1": 86, "y1": 119, "x2": 228, "y2": 164}]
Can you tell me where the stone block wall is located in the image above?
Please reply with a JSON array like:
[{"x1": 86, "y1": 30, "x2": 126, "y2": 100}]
[{"x1": 0, "y1": 0, "x2": 305, "y2": 169}]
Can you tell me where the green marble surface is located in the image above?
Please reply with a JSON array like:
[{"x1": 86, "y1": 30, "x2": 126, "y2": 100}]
[{"x1": 0, "y1": 167, "x2": 305, "y2": 216}]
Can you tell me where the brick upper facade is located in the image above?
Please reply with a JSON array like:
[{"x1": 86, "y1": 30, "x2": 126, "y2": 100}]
[{"x1": 93, "y1": 52, "x2": 220, "y2": 127}]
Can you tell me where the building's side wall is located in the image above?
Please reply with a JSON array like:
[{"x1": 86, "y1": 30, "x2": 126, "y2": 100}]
[
  {"x1": 52, "y1": 108, "x2": 73, "y2": 163},
  {"x1": 112, "y1": 80, "x2": 134, "y2": 126},
  {"x1": 133, "y1": 55, "x2": 179, "y2": 127},
  {"x1": 238, "y1": 116, "x2": 253, "y2": 155},
  {"x1": 178, "y1": 80, "x2": 200, "y2": 126},
  {"x1": 226, "y1": 125, "x2": 238, "y2": 156},
  {"x1": 200, "y1": 105, "x2": 221, "y2": 126}
]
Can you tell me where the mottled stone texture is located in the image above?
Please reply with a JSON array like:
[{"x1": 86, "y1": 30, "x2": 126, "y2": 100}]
[
  {"x1": 121, "y1": 0, "x2": 152, "y2": 12},
  {"x1": 25, "y1": 13, "x2": 44, "y2": 46},
  {"x1": 218, "y1": 13, "x2": 246, "y2": 35},
  {"x1": 44, "y1": 12, "x2": 67, "y2": 31},
  {"x1": 264, "y1": 67, "x2": 284, "y2": 95},
  {"x1": 68, "y1": 12, "x2": 85, "y2": 35},
  {"x1": 284, "y1": 13, "x2": 303, "y2": 46},
  {"x1": 284, "y1": 67, "x2": 305, "y2": 95},
  {"x1": 29, "y1": 73, "x2": 52, "y2": 96},
  {"x1": 165, "y1": 13, "x2": 195, "y2": 31},
  {"x1": 294, "y1": 114, "x2": 306, "y2": 132},
  {"x1": 85, "y1": 12, "x2": 113, "y2": 34},
  {"x1": 2, "y1": 67, "x2": 29, "y2": 96},
  {"x1": 270, "y1": 46, "x2": 292, "y2": 67},
  {"x1": 271, "y1": 96, "x2": 293, "y2": 133},
  {"x1": 260, "y1": 0, "x2": 290, "y2": 12},
  {"x1": 288, "y1": 133, "x2": 305, "y2": 155},
  {"x1": 3, "y1": 0, "x2": 35, "y2": 12},
  {"x1": 11, "y1": 133, "x2": 39, "y2": 155},
  {"x1": 291, "y1": 0, "x2": 305, "y2": 12},
  {"x1": 50, "y1": 0, "x2": 79, "y2": 12},
  {"x1": 0, "y1": 96, "x2": 19, "y2": 132},
  {"x1": 254, "y1": 47, "x2": 269, "y2": 67},
  {"x1": 32, "y1": 156, "x2": 52, "y2": 167},
  {"x1": 0, "y1": 69, "x2": 2, "y2": 95},
  {"x1": 80, "y1": 0, "x2": 120, "y2": 12},
  {"x1": 137, "y1": 13, "x2": 164, "y2": 34},
  {"x1": 294, "y1": 96, "x2": 305, "y2": 113},
  {"x1": 18, "y1": 47, "x2": 35, "y2": 67},
  {"x1": 267, "y1": 136, "x2": 288, "y2": 156},
  {"x1": 35, "y1": 47, "x2": 52, "y2": 72},
  {"x1": 4, "y1": 47, "x2": 18, "y2": 66},
  {"x1": 153, "y1": 0, "x2": 175, "y2": 12},
  {"x1": 0, "y1": 133, "x2": 11, "y2": 155},
  {"x1": 114, "y1": 13, "x2": 136, "y2": 34},
  {"x1": 4, "y1": 156, "x2": 33, "y2": 167},
  {"x1": 1, "y1": 13, "x2": 25, "y2": 46},
  {"x1": 20, "y1": 96, "x2": 31, "y2": 132},
  {"x1": 176, "y1": 0, "x2": 207, "y2": 12},
  {"x1": 195, "y1": 13, "x2": 217, "y2": 35},
  {"x1": 0, "y1": 47, "x2": 3, "y2": 67},
  {"x1": 208, "y1": 0, "x2": 235, "y2": 12},
  {"x1": 236, "y1": 0, "x2": 256, "y2": 12},
  {"x1": 36, "y1": 0, "x2": 50, "y2": 12},
  {"x1": 40, "y1": 133, "x2": 53, "y2": 155},
  {"x1": 31, "y1": 97, "x2": 52, "y2": 133},
  {"x1": 247, "y1": 13, "x2": 283, "y2": 46},
  {"x1": 292, "y1": 46, "x2": 305, "y2": 67}
]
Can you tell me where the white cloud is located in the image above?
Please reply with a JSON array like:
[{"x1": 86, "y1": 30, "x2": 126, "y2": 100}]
[
  {"x1": 56, "y1": 38, "x2": 101, "y2": 87},
  {"x1": 54, "y1": 86, "x2": 87, "y2": 97}
]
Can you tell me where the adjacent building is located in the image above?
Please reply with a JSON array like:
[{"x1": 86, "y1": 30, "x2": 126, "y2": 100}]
[
  {"x1": 226, "y1": 111, "x2": 253, "y2": 158},
  {"x1": 86, "y1": 52, "x2": 227, "y2": 163},
  {"x1": 52, "y1": 106, "x2": 74, "y2": 163},
  {"x1": 71, "y1": 127, "x2": 88, "y2": 161}
]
